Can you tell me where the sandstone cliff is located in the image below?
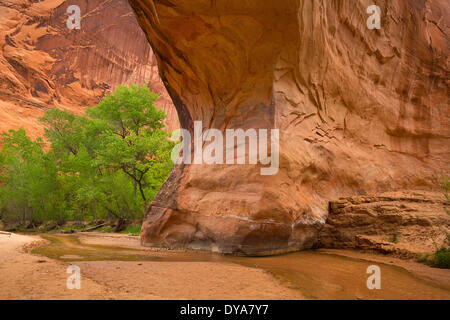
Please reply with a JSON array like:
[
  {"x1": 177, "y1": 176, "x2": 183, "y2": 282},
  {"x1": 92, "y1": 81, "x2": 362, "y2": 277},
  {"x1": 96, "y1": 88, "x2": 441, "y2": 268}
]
[
  {"x1": 0, "y1": 0, "x2": 178, "y2": 139},
  {"x1": 129, "y1": 0, "x2": 449, "y2": 255}
]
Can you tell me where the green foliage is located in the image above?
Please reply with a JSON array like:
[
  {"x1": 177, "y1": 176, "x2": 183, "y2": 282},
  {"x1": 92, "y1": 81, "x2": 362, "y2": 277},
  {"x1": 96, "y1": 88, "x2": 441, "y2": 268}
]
[
  {"x1": 0, "y1": 129, "x2": 61, "y2": 223},
  {"x1": 442, "y1": 173, "x2": 450, "y2": 216},
  {"x1": 430, "y1": 248, "x2": 450, "y2": 269},
  {"x1": 121, "y1": 224, "x2": 142, "y2": 236},
  {"x1": 390, "y1": 233, "x2": 399, "y2": 244},
  {"x1": 442, "y1": 174, "x2": 449, "y2": 201},
  {"x1": 96, "y1": 226, "x2": 115, "y2": 233},
  {"x1": 0, "y1": 84, "x2": 174, "y2": 225}
]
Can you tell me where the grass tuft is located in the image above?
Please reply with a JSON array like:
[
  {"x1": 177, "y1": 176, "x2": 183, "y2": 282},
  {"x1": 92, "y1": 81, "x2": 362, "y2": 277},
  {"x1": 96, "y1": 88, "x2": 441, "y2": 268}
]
[{"x1": 121, "y1": 224, "x2": 141, "y2": 236}]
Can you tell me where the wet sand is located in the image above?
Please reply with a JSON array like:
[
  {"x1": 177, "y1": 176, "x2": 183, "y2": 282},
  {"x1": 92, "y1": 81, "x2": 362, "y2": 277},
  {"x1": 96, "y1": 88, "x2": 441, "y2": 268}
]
[
  {"x1": 0, "y1": 232, "x2": 449, "y2": 300},
  {"x1": 0, "y1": 233, "x2": 122, "y2": 299},
  {"x1": 0, "y1": 233, "x2": 303, "y2": 300}
]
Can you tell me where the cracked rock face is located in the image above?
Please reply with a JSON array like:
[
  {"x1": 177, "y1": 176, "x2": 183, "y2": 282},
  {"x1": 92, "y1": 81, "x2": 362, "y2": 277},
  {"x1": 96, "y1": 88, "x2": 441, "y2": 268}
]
[
  {"x1": 0, "y1": 0, "x2": 178, "y2": 138},
  {"x1": 129, "y1": 0, "x2": 449, "y2": 255}
]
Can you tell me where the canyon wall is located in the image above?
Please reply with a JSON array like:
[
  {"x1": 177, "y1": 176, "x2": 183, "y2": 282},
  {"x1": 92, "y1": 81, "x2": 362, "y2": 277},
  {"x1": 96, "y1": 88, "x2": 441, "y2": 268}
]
[
  {"x1": 0, "y1": 0, "x2": 178, "y2": 139},
  {"x1": 130, "y1": 0, "x2": 449, "y2": 255}
]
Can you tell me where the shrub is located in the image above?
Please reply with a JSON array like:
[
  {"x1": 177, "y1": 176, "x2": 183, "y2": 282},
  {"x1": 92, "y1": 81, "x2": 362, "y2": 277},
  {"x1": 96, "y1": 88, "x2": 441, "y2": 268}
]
[{"x1": 431, "y1": 248, "x2": 450, "y2": 269}]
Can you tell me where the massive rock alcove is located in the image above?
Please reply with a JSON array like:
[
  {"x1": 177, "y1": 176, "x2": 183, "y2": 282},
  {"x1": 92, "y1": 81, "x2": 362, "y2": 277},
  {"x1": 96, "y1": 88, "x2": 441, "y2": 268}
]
[{"x1": 129, "y1": 0, "x2": 449, "y2": 255}]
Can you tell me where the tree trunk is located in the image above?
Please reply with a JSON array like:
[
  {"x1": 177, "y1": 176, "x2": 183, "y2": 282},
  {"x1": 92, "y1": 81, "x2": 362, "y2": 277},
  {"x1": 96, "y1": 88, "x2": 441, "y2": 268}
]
[
  {"x1": 93, "y1": 199, "x2": 97, "y2": 221},
  {"x1": 133, "y1": 166, "x2": 137, "y2": 198},
  {"x1": 137, "y1": 180, "x2": 147, "y2": 204}
]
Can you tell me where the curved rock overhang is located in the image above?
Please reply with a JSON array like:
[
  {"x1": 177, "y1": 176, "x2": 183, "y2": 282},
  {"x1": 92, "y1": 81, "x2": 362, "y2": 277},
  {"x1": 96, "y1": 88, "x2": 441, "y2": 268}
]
[{"x1": 128, "y1": 0, "x2": 449, "y2": 255}]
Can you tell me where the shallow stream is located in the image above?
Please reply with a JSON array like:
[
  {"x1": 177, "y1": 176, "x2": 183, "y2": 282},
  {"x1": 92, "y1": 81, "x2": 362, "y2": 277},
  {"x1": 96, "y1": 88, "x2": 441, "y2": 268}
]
[{"x1": 32, "y1": 234, "x2": 450, "y2": 300}]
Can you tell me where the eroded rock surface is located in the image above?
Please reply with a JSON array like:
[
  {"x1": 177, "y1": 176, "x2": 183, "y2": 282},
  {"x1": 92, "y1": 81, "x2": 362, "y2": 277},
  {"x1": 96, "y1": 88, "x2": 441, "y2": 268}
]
[
  {"x1": 0, "y1": 0, "x2": 178, "y2": 138},
  {"x1": 319, "y1": 191, "x2": 450, "y2": 258},
  {"x1": 129, "y1": 0, "x2": 449, "y2": 254}
]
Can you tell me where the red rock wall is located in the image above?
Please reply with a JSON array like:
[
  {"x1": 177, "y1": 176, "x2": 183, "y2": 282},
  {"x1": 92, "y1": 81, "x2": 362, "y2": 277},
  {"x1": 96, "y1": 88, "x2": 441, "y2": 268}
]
[
  {"x1": 129, "y1": 0, "x2": 449, "y2": 255},
  {"x1": 0, "y1": 0, "x2": 178, "y2": 139}
]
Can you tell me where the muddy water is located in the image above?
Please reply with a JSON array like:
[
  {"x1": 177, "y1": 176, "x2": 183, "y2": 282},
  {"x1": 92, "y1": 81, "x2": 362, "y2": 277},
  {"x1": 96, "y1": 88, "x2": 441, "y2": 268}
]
[
  {"x1": 235, "y1": 253, "x2": 450, "y2": 300},
  {"x1": 33, "y1": 234, "x2": 450, "y2": 300}
]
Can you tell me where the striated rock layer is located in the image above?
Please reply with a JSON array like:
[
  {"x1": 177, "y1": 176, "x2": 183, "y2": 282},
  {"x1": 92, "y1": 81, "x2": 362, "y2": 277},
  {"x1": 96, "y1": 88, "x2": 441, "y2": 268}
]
[
  {"x1": 0, "y1": 0, "x2": 178, "y2": 139},
  {"x1": 319, "y1": 191, "x2": 450, "y2": 258},
  {"x1": 129, "y1": 0, "x2": 449, "y2": 255}
]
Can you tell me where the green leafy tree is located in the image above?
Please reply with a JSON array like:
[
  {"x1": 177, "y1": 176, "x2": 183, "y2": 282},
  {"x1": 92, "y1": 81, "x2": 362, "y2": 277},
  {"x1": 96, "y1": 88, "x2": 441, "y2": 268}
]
[
  {"x1": 0, "y1": 129, "x2": 61, "y2": 223},
  {"x1": 87, "y1": 84, "x2": 173, "y2": 205},
  {"x1": 0, "y1": 84, "x2": 174, "y2": 226}
]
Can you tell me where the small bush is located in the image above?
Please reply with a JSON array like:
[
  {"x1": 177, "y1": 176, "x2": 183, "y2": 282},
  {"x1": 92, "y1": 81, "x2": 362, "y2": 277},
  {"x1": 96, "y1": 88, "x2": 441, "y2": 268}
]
[
  {"x1": 431, "y1": 248, "x2": 450, "y2": 269},
  {"x1": 121, "y1": 224, "x2": 141, "y2": 236}
]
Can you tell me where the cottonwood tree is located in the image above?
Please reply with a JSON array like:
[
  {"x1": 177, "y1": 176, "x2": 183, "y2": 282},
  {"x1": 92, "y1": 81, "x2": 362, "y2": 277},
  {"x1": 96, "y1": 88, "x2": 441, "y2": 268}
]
[
  {"x1": 87, "y1": 84, "x2": 173, "y2": 205},
  {"x1": 0, "y1": 84, "x2": 173, "y2": 226}
]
